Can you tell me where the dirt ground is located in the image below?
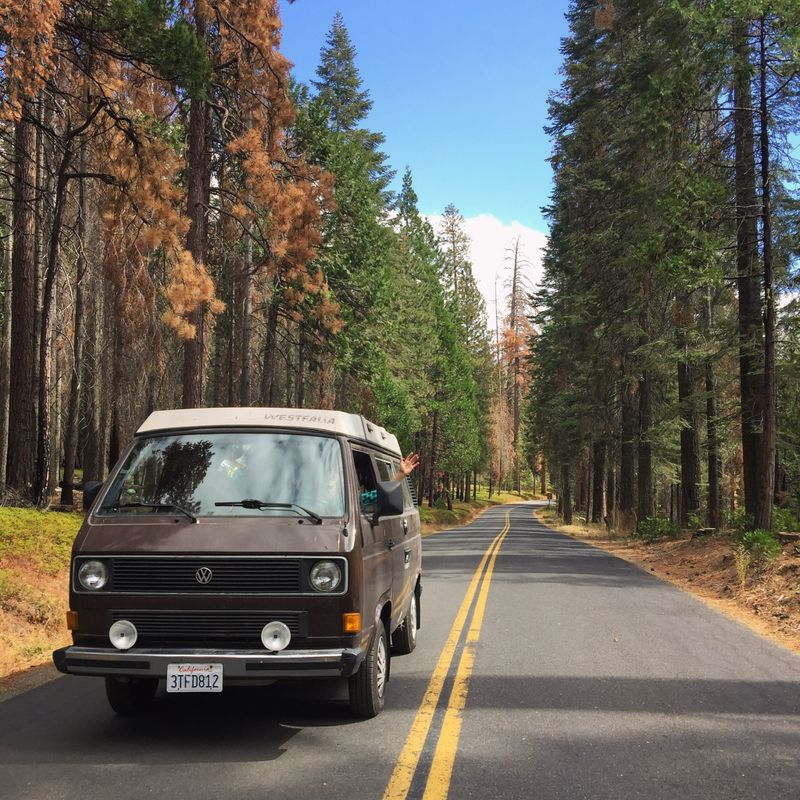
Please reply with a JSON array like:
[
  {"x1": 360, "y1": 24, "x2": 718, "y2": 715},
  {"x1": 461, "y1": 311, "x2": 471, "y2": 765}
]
[
  {"x1": 536, "y1": 510, "x2": 800, "y2": 655},
  {"x1": 0, "y1": 561, "x2": 71, "y2": 678}
]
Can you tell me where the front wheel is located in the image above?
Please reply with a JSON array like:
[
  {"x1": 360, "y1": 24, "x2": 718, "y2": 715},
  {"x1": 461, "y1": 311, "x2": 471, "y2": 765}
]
[
  {"x1": 392, "y1": 588, "x2": 419, "y2": 655},
  {"x1": 105, "y1": 677, "x2": 158, "y2": 716},
  {"x1": 348, "y1": 623, "x2": 388, "y2": 717}
]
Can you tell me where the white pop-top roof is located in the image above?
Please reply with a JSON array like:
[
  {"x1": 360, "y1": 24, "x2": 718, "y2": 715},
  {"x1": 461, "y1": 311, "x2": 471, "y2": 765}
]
[{"x1": 136, "y1": 407, "x2": 401, "y2": 456}]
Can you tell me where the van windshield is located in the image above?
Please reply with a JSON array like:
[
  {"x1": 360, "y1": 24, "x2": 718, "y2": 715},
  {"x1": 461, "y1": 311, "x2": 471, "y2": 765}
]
[{"x1": 97, "y1": 432, "x2": 345, "y2": 518}]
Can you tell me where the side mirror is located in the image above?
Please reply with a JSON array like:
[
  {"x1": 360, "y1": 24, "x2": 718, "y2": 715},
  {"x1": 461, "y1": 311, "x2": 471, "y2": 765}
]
[
  {"x1": 374, "y1": 480, "x2": 404, "y2": 523},
  {"x1": 82, "y1": 480, "x2": 103, "y2": 511}
]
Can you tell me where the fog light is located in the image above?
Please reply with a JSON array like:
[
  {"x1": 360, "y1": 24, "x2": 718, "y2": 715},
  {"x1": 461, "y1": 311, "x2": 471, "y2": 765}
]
[
  {"x1": 109, "y1": 620, "x2": 138, "y2": 650},
  {"x1": 261, "y1": 621, "x2": 291, "y2": 652}
]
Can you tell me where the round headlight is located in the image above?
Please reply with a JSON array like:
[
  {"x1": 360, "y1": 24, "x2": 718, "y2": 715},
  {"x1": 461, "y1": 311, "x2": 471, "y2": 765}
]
[
  {"x1": 261, "y1": 621, "x2": 291, "y2": 652},
  {"x1": 109, "y1": 619, "x2": 138, "y2": 650},
  {"x1": 309, "y1": 560, "x2": 342, "y2": 593},
  {"x1": 78, "y1": 560, "x2": 108, "y2": 591}
]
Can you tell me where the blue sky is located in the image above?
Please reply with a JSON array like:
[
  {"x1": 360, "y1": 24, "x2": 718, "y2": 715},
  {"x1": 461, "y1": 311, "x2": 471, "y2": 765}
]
[
  {"x1": 280, "y1": 1, "x2": 572, "y2": 317},
  {"x1": 280, "y1": 1, "x2": 570, "y2": 233}
]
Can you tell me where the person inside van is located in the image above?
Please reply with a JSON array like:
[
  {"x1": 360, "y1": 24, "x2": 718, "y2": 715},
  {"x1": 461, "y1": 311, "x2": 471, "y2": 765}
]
[{"x1": 354, "y1": 451, "x2": 419, "y2": 513}]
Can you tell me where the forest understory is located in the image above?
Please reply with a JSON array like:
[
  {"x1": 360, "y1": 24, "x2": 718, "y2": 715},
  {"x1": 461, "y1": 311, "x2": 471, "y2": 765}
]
[{"x1": 538, "y1": 509, "x2": 800, "y2": 655}]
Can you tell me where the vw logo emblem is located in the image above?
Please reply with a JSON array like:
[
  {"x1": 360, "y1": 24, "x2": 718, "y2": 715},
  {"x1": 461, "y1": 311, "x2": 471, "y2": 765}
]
[{"x1": 195, "y1": 567, "x2": 213, "y2": 585}]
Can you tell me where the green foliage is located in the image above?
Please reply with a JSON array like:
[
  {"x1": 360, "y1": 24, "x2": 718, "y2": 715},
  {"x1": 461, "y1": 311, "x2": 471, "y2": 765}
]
[
  {"x1": 735, "y1": 529, "x2": 782, "y2": 565},
  {"x1": 636, "y1": 516, "x2": 681, "y2": 541},
  {"x1": 102, "y1": 0, "x2": 212, "y2": 98},
  {"x1": 311, "y1": 11, "x2": 373, "y2": 132},
  {"x1": 686, "y1": 511, "x2": 705, "y2": 531},
  {"x1": 724, "y1": 507, "x2": 754, "y2": 534},
  {"x1": 310, "y1": 12, "x2": 393, "y2": 193},
  {"x1": 772, "y1": 506, "x2": 800, "y2": 533},
  {"x1": 0, "y1": 508, "x2": 81, "y2": 575}
]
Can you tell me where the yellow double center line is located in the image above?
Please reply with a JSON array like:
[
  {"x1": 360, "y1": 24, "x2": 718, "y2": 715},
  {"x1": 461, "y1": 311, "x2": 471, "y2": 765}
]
[{"x1": 383, "y1": 510, "x2": 512, "y2": 800}]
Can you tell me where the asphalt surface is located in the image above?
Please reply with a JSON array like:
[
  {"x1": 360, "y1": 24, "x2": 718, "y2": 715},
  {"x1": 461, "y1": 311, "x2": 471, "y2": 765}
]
[{"x1": 1, "y1": 504, "x2": 799, "y2": 799}]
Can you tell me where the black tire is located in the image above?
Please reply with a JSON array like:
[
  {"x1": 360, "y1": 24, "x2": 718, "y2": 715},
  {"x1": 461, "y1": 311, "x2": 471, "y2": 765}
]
[
  {"x1": 392, "y1": 588, "x2": 419, "y2": 655},
  {"x1": 348, "y1": 623, "x2": 388, "y2": 718},
  {"x1": 105, "y1": 677, "x2": 158, "y2": 716}
]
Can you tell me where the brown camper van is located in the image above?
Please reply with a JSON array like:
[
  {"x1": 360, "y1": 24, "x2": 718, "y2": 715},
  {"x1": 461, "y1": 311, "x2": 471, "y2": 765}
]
[{"x1": 53, "y1": 408, "x2": 422, "y2": 718}]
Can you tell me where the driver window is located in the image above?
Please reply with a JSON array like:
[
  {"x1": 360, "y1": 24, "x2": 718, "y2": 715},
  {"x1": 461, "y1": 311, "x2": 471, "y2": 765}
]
[{"x1": 352, "y1": 450, "x2": 378, "y2": 515}]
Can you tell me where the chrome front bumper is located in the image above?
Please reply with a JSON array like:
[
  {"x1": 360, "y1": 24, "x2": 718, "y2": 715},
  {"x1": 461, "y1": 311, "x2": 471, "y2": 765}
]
[{"x1": 53, "y1": 646, "x2": 364, "y2": 679}]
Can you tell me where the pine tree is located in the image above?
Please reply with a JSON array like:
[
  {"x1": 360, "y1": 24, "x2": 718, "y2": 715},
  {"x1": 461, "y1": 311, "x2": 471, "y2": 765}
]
[{"x1": 311, "y1": 11, "x2": 373, "y2": 132}]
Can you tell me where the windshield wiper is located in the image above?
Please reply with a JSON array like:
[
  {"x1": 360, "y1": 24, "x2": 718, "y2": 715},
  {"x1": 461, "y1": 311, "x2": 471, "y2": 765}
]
[
  {"x1": 116, "y1": 502, "x2": 198, "y2": 523},
  {"x1": 215, "y1": 499, "x2": 323, "y2": 525}
]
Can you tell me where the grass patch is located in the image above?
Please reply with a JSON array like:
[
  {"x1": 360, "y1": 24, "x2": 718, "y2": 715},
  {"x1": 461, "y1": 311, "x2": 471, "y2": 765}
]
[
  {"x1": 419, "y1": 499, "x2": 491, "y2": 528},
  {"x1": 0, "y1": 507, "x2": 82, "y2": 576},
  {"x1": 473, "y1": 488, "x2": 538, "y2": 504},
  {"x1": 0, "y1": 508, "x2": 80, "y2": 679},
  {"x1": 418, "y1": 489, "x2": 537, "y2": 533}
]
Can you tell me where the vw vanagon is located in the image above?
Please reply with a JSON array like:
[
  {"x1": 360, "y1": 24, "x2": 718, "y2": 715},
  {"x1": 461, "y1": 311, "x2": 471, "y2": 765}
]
[{"x1": 53, "y1": 408, "x2": 422, "y2": 717}]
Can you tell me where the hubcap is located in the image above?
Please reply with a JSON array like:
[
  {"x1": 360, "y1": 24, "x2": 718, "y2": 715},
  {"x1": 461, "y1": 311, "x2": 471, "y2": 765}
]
[
  {"x1": 409, "y1": 594, "x2": 417, "y2": 642},
  {"x1": 376, "y1": 635, "x2": 387, "y2": 697}
]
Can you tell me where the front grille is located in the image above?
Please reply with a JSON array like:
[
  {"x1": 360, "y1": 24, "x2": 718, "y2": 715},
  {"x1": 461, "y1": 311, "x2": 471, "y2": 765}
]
[
  {"x1": 108, "y1": 557, "x2": 302, "y2": 594},
  {"x1": 111, "y1": 610, "x2": 307, "y2": 645}
]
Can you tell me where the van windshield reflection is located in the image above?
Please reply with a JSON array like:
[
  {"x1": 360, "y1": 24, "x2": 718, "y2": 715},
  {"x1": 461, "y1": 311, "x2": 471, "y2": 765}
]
[{"x1": 98, "y1": 432, "x2": 345, "y2": 519}]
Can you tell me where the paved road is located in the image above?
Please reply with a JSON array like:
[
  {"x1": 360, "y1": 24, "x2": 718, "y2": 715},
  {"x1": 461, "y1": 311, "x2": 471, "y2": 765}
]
[{"x1": 1, "y1": 504, "x2": 799, "y2": 799}]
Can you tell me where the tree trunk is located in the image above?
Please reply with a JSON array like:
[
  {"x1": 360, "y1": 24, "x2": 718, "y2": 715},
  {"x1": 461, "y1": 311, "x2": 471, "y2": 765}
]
[
  {"x1": 181, "y1": 13, "x2": 211, "y2": 409},
  {"x1": 296, "y1": 323, "x2": 306, "y2": 408},
  {"x1": 637, "y1": 372, "x2": 653, "y2": 522},
  {"x1": 677, "y1": 322, "x2": 700, "y2": 528},
  {"x1": 81, "y1": 237, "x2": 103, "y2": 483},
  {"x1": 591, "y1": 440, "x2": 605, "y2": 523},
  {"x1": 606, "y1": 467, "x2": 616, "y2": 526},
  {"x1": 61, "y1": 184, "x2": 86, "y2": 506},
  {"x1": 47, "y1": 283, "x2": 63, "y2": 500},
  {"x1": 755, "y1": 15, "x2": 775, "y2": 532},
  {"x1": 619, "y1": 386, "x2": 636, "y2": 514},
  {"x1": 239, "y1": 234, "x2": 253, "y2": 406},
  {"x1": 733, "y1": 20, "x2": 764, "y2": 523},
  {"x1": 427, "y1": 411, "x2": 438, "y2": 508},
  {"x1": 7, "y1": 110, "x2": 37, "y2": 496},
  {"x1": 260, "y1": 290, "x2": 280, "y2": 405},
  {"x1": 561, "y1": 464, "x2": 572, "y2": 524},
  {"x1": 703, "y1": 290, "x2": 722, "y2": 530},
  {"x1": 0, "y1": 203, "x2": 12, "y2": 487},
  {"x1": 34, "y1": 147, "x2": 72, "y2": 506}
]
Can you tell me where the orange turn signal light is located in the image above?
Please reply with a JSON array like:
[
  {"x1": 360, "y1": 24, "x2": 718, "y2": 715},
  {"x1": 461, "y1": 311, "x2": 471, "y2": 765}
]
[
  {"x1": 66, "y1": 610, "x2": 79, "y2": 630},
  {"x1": 342, "y1": 613, "x2": 361, "y2": 634}
]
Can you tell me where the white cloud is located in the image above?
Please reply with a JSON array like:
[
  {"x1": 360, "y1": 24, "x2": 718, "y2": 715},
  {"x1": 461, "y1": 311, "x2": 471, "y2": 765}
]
[{"x1": 425, "y1": 213, "x2": 547, "y2": 329}]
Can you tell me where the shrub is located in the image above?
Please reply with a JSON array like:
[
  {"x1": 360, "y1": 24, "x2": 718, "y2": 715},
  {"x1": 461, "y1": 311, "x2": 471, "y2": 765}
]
[
  {"x1": 636, "y1": 516, "x2": 680, "y2": 540},
  {"x1": 725, "y1": 507, "x2": 754, "y2": 534},
  {"x1": 733, "y1": 543, "x2": 750, "y2": 592},
  {"x1": 735, "y1": 528, "x2": 782, "y2": 566},
  {"x1": 771, "y1": 506, "x2": 800, "y2": 533},
  {"x1": 686, "y1": 511, "x2": 705, "y2": 531}
]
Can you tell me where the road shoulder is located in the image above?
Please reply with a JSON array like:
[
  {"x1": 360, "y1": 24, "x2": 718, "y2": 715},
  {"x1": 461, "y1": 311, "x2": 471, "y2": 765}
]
[{"x1": 534, "y1": 508, "x2": 800, "y2": 656}]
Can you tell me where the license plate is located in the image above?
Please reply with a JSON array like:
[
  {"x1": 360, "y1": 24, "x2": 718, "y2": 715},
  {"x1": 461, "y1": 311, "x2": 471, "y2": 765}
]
[{"x1": 166, "y1": 663, "x2": 223, "y2": 693}]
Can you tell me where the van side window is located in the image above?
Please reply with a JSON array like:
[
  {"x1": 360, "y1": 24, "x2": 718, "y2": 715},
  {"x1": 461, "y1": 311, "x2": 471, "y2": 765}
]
[
  {"x1": 352, "y1": 450, "x2": 378, "y2": 514},
  {"x1": 375, "y1": 459, "x2": 393, "y2": 482},
  {"x1": 391, "y1": 459, "x2": 415, "y2": 509}
]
